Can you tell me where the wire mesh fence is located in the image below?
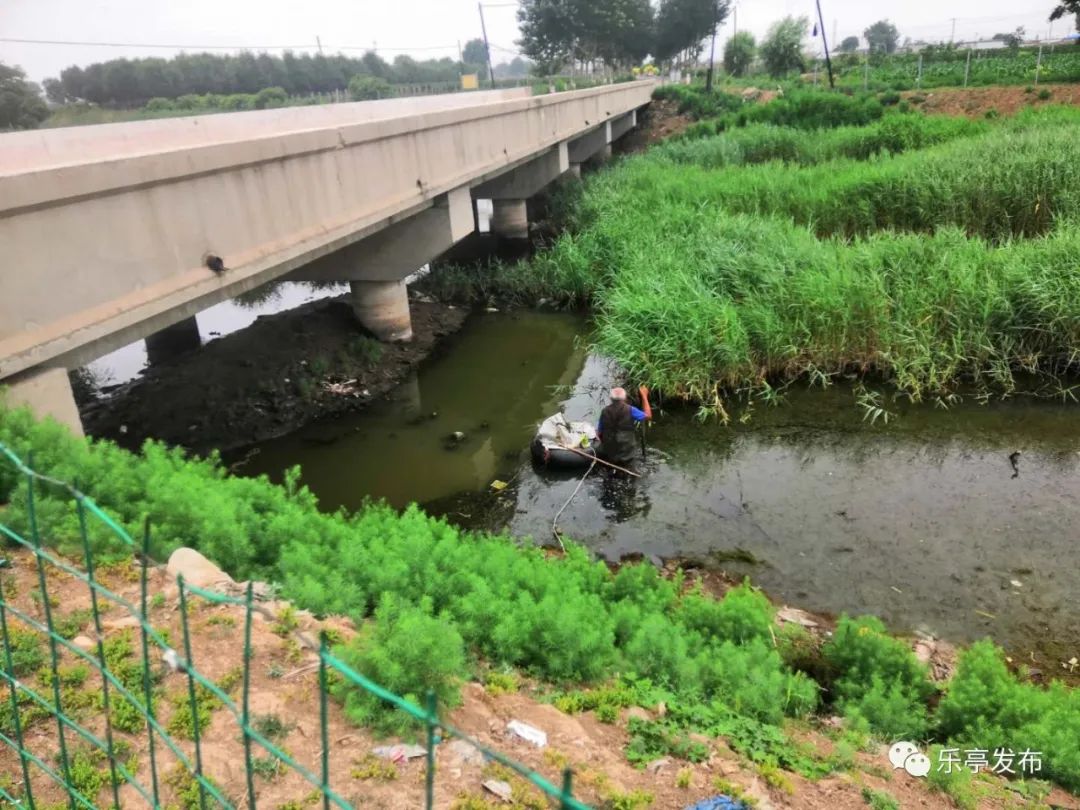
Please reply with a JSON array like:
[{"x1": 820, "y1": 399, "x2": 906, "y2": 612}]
[{"x1": 0, "y1": 443, "x2": 591, "y2": 809}]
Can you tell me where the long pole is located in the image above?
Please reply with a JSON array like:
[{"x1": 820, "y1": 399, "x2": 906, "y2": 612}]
[
  {"x1": 963, "y1": 48, "x2": 971, "y2": 86},
  {"x1": 478, "y1": 3, "x2": 496, "y2": 87},
  {"x1": 706, "y1": 16, "x2": 718, "y2": 91},
  {"x1": 950, "y1": 18, "x2": 957, "y2": 44},
  {"x1": 814, "y1": 0, "x2": 834, "y2": 88},
  {"x1": 1035, "y1": 42, "x2": 1044, "y2": 86}
]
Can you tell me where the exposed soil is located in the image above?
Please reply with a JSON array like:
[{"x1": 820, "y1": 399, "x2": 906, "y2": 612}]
[
  {"x1": 907, "y1": 83, "x2": 1080, "y2": 117},
  {"x1": 3, "y1": 547, "x2": 1077, "y2": 810},
  {"x1": 80, "y1": 295, "x2": 469, "y2": 456},
  {"x1": 620, "y1": 99, "x2": 694, "y2": 152}
]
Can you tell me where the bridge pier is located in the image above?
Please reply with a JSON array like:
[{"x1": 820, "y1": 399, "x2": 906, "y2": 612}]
[
  {"x1": 3, "y1": 367, "x2": 83, "y2": 436},
  {"x1": 350, "y1": 280, "x2": 413, "y2": 342},
  {"x1": 145, "y1": 316, "x2": 201, "y2": 364},
  {"x1": 473, "y1": 144, "x2": 569, "y2": 241},
  {"x1": 490, "y1": 200, "x2": 529, "y2": 240},
  {"x1": 288, "y1": 186, "x2": 474, "y2": 341}
]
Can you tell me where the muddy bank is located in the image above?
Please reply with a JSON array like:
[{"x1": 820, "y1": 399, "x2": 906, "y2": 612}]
[{"x1": 81, "y1": 294, "x2": 468, "y2": 455}]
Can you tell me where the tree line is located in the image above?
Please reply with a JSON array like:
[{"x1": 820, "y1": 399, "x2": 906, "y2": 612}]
[
  {"x1": 43, "y1": 47, "x2": 529, "y2": 108},
  {"x1": 517, "y1": 0, "x2": 726, "y2": 72}
]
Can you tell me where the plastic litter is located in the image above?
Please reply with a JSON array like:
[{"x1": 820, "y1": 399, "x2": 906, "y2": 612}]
[
  {"x1": 482, "y1": 779, "x2": 513, "y2": 802},
  {"x1": 506, "y1": 720, "x2": 547, "y2": 748},
  {"x1": 373, "y1": 743, "x2": 427, "y2": 763},
  {"x1": 683, "y1": 797, "x2": 748, "y2": 810},
  {"x1": 490, "y1": 479, "x2": 508, "y2": 491}
]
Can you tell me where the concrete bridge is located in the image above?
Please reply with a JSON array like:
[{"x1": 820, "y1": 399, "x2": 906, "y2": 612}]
[{"x1": 0, "y1": 82, "x2": 654, "y2": 433}]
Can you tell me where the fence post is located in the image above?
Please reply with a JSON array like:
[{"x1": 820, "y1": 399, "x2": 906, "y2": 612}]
[
  {"x1": 242, "y1": 582, "x2": 257, "y2": 810},
  {"x1": 26, "y1": 462, "x2": 76, "y2": 810},
  {"x1": 138, "y1": 518, "x2": 161, "y2": 806},
  {"x1": 177, "y1": 577, "x2": 208, "y2": 810},
  {"x1": 0, "y1": 572, "x2": 37, "y2": 809},
  {"x1": 964, "y1": 49, "x2": 971, "y2": 87},
  {"x1": 77, "y1": 495, "x2": 121, "y2": 810},
  {"x1": 425, "y1": 690, "x2": 438, "y2": 810},
  {"x1": 1035, "y1": 43, "x2": 1044, "y2": 85},
  {"x1": 863, "y1": 56, "x2": 869, "y2": 91},
  {"x1": 560, "y1": 767, "x2": 575, "y2": 809},
  {"x1": 318, "y1": 634, "x2": 331, "y2": 810},
  {"x1": 916, "y1": 53, "x2": 923, "y2": 89}
]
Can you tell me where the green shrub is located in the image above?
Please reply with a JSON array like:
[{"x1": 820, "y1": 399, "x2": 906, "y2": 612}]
[
  {"x1": 254, "y1": 87, "x2": 287, "y2": 109},
  {"x1": 332, "y1": 595, "x2": 466, "y2": 734},
  {"x1": 144, "y1": 97, "x2": 174, "y2": 112},
  {"x1": 823, "y1": 616, "x2": 932, "y2": 738},
  {"x1": 1, "y1": 627, "x2": 45, "y2": 677},
  {"x1": 936, "y1": 641, "x2": 1080, "y2": 792},
  {"x1": 348, "y1": 75, "x2": 393, "y2": 101}
]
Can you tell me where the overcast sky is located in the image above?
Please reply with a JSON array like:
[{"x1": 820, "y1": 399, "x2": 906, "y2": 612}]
[{"x1": 0, "y1": 0, "x2": 1067, "y2": 84}]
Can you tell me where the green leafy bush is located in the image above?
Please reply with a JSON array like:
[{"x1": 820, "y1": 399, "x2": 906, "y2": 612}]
[
  {"x1": 348, "y1": 75, "x2": 393, "y2": 101},
  {"x1": 936, "y1": 641, "x2": 1080, "y2": 792},
  {"x1": 823, "y1": 616, "x2": 932, "y2": 738},
  {"x1": 254, "y1": 87, "x2": 287, "y2": 109},
  {"x1": 332, "y1": 595, "x2": 466, "y2": 734}
]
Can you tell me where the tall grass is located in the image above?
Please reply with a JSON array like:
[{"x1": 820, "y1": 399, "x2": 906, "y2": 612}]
[
  {"x1": 655, "y1": 114, "x2": 989, "y2": 168},
  {"x1": 648, "y1": 124, "x2": 1080, "y2": 240},
  {"x1": 500, "y1": 108, "x2": 1080, "y2": 405}
]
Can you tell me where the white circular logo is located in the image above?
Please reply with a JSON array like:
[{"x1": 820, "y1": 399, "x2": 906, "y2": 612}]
[{"x1": 888, "y1": 741, "x2": 931, "y2": 777}]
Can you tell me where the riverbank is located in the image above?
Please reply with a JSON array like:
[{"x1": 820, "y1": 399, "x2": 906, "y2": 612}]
[
  {"x1": 80, "y1": 294, "x2": 468, "y2": 455},
  {"x1": 2, "y1": 413, "x2": 1079, "y2": 800}
]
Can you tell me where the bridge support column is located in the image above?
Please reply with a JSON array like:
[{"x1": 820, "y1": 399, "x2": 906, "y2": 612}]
[
  {"x1": 3, "y1": 367, "x2": 83, "y2": 436},
  {"x1": 289, "y1": 186, "x2": 475, "y2": 342},
  {"x1": 490, "y1": 200, "x2": 529, "y2": 240},
  {"x1": 569, "y1": 164, "x2": 582, "y2": 179},
  {"x1": 473, "y1": 144, "x2": 569, "y2": 241},
  {"x1": 350, "y1": 280, "x2": 413, "y2": 342},
  {"x1": 145, "y1": 316, "x2": 201, "y2": 364}
]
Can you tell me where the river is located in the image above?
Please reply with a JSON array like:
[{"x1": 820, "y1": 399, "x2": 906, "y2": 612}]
[{"x1": 241, "y1": 310, "x2": 1080, "y2": 668}]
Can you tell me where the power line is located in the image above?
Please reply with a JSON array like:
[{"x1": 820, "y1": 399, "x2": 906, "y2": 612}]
[
  {"x1": 0, "y1": 36, "x2": 461, "y2": 54},
  {"x1": 0, "y1": 37, "x2": 316, "y2": 50}
]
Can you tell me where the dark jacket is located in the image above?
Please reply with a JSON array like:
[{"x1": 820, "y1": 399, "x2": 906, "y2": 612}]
[{"x1": 599, "y1": 400, "x2": 638, "y2": 463}]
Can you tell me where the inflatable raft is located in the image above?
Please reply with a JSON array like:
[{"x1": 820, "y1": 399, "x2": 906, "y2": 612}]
[{"x1": 530, "y1": 413, "x2": 601, "y2": 468}]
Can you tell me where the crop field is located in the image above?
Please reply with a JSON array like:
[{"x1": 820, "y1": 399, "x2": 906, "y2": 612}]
[{"x1": 831, "y1": 45, "x2": 1080, "y2": 91}]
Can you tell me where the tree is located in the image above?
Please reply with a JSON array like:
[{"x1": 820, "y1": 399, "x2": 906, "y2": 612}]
[
  {"x1": 864, "y1": 20, "x2": 900, "y2": 54},
  {"x1": 0, "y1": 63, "x2": 49, "y2": 130},
  {"x1": 517, "y1": 0, "x2": 657, "y2": 74},
  {"x1": 992, "y1": 27, "x2": 1026, "y2": 49},
  {"x1": 760, "y1": 16, "x2": 808, "y2": 77},
  {"x1": 838, "y1": 36, "x2": 860, "y2": 53},
  {"x1": 42, "y1": 78, "x2": 67, "y2": 104},
  {"x1": 462, "y1": 38, "x2": 489, "y2": 69},
  {"x1": 1050, "y1": 1, "x2": 1080, "y2": 32},
  {"x1": 723, "y1": 32, "x2": 756, "y2": 77},
  {"x1": 655, "y1": 0, "x2": 730, "y2": 64}
]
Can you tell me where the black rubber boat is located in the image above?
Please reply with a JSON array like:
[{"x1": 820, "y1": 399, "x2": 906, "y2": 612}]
[{"x1": 530, "y1": 413, "x2": 602, "y2": 468}]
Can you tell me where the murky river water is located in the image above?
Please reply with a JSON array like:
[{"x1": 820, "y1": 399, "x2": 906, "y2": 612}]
[{"x1": 243, "y1": 311, "x2": 1080, "y2": 666}]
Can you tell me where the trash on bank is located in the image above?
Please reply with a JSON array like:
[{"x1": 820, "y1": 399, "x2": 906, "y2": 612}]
[{"x1": 506, "y1": 720, "x2": 547, "y2": 748}]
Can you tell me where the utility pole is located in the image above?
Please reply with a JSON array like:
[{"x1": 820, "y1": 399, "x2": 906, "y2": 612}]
[
  {"x1": 316, "y1": 36, "x2": 323, "y2": 55},
  {"x1": 478, "y1": 3, "x2": 496, "y2": 87},
  {"x1": 813, "y1": 0, "x2": 834, "y2": 88},
  {"x1": 705, "y1": 1, "x2": 718, "y2": 92},
  {"x1": 950, "y1": 18, "x2": 957, "y2": 44}
]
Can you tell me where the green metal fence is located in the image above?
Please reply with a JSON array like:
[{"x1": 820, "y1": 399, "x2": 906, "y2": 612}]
[{"x1": 0, "y1": 443, "x2": 591, "y2": 809}]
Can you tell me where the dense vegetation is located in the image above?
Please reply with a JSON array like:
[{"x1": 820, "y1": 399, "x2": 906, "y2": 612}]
[
  {"x1": 830, "y1": 44, "x2": 1080, "y2": 91},
  {"x1": 457, "y1": 99, "x2": 1080, "y2": 408},
  {"x1": 2, "y1": 404, "x2": 1079, "y2": 791},
  {"x1": 43, "y1": 48, "x2": 527, "y2": 108}
]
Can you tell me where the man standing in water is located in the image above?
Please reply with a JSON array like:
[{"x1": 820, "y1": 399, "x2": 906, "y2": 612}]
[{"x1": 596, "y1": 386, "x2": 652, "y2": 465}]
